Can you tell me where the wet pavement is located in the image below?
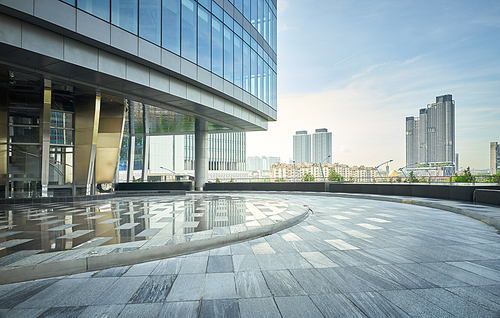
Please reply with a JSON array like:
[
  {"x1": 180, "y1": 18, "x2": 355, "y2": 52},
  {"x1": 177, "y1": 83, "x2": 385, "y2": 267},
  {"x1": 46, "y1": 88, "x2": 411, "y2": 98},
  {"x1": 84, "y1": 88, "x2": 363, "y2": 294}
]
[
  {"x1": 1, "y1": 193, "x2": 500, "y2": 317},
  {"x1": 0, "y1": 194, "x2": 306, "y2": 273}
]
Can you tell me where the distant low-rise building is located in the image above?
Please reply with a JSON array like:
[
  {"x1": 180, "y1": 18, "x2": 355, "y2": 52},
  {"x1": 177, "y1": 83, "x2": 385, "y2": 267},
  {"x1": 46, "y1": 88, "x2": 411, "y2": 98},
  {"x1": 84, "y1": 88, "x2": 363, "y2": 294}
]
[{"x1": 270, "y1": 163, "x2": 376, "y2": 182}]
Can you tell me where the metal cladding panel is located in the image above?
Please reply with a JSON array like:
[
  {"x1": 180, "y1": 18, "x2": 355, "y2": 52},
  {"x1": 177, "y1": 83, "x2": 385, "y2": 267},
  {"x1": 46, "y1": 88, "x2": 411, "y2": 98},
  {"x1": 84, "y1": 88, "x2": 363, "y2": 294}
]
[{"x1": 74, "y1": 94, "x2": 99, "y2": 185}]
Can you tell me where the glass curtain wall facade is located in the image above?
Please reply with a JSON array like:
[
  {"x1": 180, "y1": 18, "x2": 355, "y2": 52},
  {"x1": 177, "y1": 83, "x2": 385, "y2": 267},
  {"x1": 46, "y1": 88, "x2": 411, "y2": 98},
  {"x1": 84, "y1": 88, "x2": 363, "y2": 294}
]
[{"x1": 60, "y1": 0, "x2": 277, "y2": 109}]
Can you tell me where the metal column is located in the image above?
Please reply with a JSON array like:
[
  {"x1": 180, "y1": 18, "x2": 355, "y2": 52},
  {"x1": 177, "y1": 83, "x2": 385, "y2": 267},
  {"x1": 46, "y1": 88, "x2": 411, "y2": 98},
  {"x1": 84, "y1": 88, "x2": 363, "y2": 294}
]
[
  {"x1": 195, "y1": 118, "x2": 208, "y2": 191},
  {"x1": 40, "y1": 79, "x2": 51, "y2": 197}
]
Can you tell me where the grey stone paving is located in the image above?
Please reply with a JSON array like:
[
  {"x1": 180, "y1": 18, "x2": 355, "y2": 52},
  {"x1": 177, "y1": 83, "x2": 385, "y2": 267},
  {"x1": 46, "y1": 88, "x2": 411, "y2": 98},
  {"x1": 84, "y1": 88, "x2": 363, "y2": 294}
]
[{"x1": 1, "y1": 194, "x2": 500, "y2": 317}]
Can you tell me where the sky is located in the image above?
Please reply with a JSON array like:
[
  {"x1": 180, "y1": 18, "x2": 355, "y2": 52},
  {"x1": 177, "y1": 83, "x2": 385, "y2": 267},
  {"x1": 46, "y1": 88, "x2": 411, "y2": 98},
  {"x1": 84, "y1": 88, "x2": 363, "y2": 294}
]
[{"x1": 246, "y1": 0, "x2": 500, "y2": 171}]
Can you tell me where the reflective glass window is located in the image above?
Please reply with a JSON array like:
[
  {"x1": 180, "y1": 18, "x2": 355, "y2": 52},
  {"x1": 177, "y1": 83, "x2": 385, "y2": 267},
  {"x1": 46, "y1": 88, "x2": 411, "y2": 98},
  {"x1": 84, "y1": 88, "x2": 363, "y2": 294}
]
[
  {"x1": 243, "y1": 0, "x2": 250, "y2": 22},
  {"x1": 111, "y1": 0, "x2": 138, "y2": 34},
  {"x1": 223, "y1": 26, "x2": 233, "y2": 82},
  {"x1": 258, "y1": 56, "x2": 263, "y2": 100},
  {"x1": 264, "y1": 63, "x2": 269, "y2": 104},
  {"x1": 162, "y1": 0, "x2": 181, "y2": 55},
  {"x1": 264, "y1": 1, "x2": 269, "y2": 42},
  {"x1": 198, "y1": 6, "x2": 211, "y2": 70},
  {"x1": 251, "y1": 37, "x2": 257, "y2": 51},
  {"x1": 212, "y1": 17, "x2": 223, "y2": 77},
  {"x1": 223, "y1": 12, "x2": 233, "y2": 29},
  {"x1": 250, "y1": 49, "x2": 257, "y2": 95},
  {"x1": 234, "y1": 36, "x2": 242, "y2": 88},
  {"x1": 251, "y1": 0, "x2": 257, "y2": 28},
  {"x1": 242, "y1": 42, "x2": 250, "y2": 92},
  {"x1": 78, "y1": 0, "x2": 110, "y2": 21},
  {"x1": 198, "y1": 0, "x2": 210, "y2": 10},
  {"x1": 61, "y1": 0, "x2": 75, "y2": 5},
  {"x1": 234, "y1": 22, "x2": 242, "y2": 38},
  {"x1": 257, "y1": 0, "x2": 263, "y2": 34},
  {"x1": 235, "y1": 0, "x2": 242, "y2": 13},
  {"x1": 181, "y1": 0, "x2": 197, "y2": 62},
  {"x1": 212, "y1": 2, "x2": 223, "y2": 20},
  {"x1": 139, "y1": 0, "x2": 161, "y2": 45},
  {"x1": 243, "y1": 29, "x2": 250, "y2": 45}
]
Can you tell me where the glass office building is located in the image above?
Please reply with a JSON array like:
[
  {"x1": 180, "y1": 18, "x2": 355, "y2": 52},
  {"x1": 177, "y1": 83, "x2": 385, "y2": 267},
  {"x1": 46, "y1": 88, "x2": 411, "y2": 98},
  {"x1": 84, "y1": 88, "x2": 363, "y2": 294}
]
[{"x1": 0, "y1": 0, "x2": 277, "y2": 197}]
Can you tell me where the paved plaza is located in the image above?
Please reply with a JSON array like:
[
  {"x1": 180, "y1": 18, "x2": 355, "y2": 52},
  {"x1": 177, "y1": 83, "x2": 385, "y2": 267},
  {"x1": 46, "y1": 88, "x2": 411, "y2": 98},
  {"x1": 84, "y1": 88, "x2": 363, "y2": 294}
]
[{"x1": 1, "y1": 193, "x2": 500, "y2": 317}]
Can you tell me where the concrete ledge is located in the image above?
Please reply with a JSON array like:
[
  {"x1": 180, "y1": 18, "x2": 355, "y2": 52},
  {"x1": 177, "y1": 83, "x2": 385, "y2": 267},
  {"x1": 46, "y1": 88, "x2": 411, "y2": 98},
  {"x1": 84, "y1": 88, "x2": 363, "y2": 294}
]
[
  {"x1": 0, "y1": 202, "x2": 309, "y2": 285},
  {"x1": 474, "y1": 189, "x2": 500, "y2": 206}
]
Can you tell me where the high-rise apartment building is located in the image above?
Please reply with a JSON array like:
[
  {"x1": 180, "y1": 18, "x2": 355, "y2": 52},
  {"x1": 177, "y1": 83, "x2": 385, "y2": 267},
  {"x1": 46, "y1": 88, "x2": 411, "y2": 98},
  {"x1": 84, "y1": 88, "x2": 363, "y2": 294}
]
[
  {"x1": 293, "y1": 131, "x2": 311, "y2": 164},
  {"x1": 405, "y1": 94, "x2": 455, "y2": 174},
  {"x1": 0, "y1": 0, "x2": 277, "y2": 197},
  {"x1": 312, "y1": 128, "x2": 332, "y2": 164},
  {"x1": 491, "y1": 142, "x2": 500, "y2": 174}
]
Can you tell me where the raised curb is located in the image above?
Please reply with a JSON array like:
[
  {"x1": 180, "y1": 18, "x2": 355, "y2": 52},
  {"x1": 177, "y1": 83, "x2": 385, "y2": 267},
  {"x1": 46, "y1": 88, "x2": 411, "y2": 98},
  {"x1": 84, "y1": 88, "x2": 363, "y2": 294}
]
[{"x1": 0, "y1": 201, "x2": 309, "y2": 285}]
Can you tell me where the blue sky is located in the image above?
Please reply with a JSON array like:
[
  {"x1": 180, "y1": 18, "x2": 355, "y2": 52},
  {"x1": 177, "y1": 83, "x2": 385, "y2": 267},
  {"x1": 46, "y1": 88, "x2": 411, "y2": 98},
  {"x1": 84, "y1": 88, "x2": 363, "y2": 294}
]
[{"x1": 247, "y1": 0, "x2": 500, "y2": 171}]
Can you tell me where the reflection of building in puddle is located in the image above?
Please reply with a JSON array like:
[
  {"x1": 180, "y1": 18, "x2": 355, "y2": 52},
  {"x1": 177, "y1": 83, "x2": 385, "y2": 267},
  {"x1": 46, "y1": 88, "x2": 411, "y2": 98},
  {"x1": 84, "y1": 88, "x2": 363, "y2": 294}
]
[{"x1": 183, "y1": 196, "x2": 247, "y2": 234}]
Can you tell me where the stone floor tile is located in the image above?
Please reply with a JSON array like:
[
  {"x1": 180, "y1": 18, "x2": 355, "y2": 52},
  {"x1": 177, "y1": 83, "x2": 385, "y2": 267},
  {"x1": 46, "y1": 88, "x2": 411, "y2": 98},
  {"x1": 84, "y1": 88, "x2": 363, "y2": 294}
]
[
  {"x1": 92, "y1": 276, "x2": 147, "y2": 305},
  {"x1": 277, "y1": 253, "x2": 314, "y2": 269},
  {"x1": 78, "y1": 304, "x2": 125, "y2": 318},
  {"x1": 300, "y1": 251, "x2": 338, "y2": 268},
  {"x1": 203, "y1": 273, "x2": 236, "y2": 299},
  {"x1": 262, "y1": 270, "x2": 306, "y2": 297},
  {"x1": 345, "y1": 291, "x2": 411, "y2": 317},
  {"x1": 199, "y1": 299, "x2": 238, "y2": 318},
  {"x1": 0, "y1": 279, "x2": 59, "y2": 309},
  {"x1": 255, "y1": 253, "x2": 287, "y2": 270},
  {"x1": 166, "y1": 274, "x2": 205, "y2": 302},
  {"x1": 207, "y1": 255, "x2": 233, "y2": 273},
  {"x1": 37, "y1": 306, "x2": 88, "y2": 317},
  {"x1": 413, "y1": 288, "x2": 499, "y2": 318},
  {"x1": 15, "y1": 278, "x2": 86, "y2": 309},
  {"x1": 235, "y1": 271, "x2": 271, "y2": 298},
  {"x1": 159, "y1": 301, "x2": 200, "y2": 318},
  {"x1": 117, "y1": 303, "x2": 163, "y2": 318},
  {"x1": 274, "y1": 295, "x2": 323, "y2": 318},
  {"x1": 129, "y1": 275, "x2": 176, "y2": 303},
  {"x1": 310, "y1": 294, "x2": 368, "y2": 318},
  {"x1": 0, "y1": 308, "x2": 46, "y2": 318},
  {"x1": 150, "y1": 257, "x2": 185, "y2": 275},
  {"x1": 239, "y1": 297, "x2": 280, "y2": 318},
  {"x1": 379, "y1": 289, "x2": 455, "y2": 318},
  {"x1": 232, "y1": 254, "x2": 260, "y2": 272}
]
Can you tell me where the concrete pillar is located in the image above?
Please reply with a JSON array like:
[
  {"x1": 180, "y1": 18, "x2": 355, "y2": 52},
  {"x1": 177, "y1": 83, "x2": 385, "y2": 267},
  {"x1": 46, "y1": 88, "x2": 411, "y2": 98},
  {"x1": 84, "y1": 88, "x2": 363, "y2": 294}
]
[
  {"x1": 195, "y1": 118, "x2": 208, "y2": 191},
  {"x1": 142, "y1": 104, "x2": 149, "y2": 182}
]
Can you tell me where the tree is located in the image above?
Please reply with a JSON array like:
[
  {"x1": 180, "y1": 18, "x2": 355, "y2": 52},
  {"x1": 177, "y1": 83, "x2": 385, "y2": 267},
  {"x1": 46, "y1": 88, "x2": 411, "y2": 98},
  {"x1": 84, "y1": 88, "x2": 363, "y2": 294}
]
[
  {"x1": 453, "y1": 167, "x2": 474, "y2": 183},
  {"x1": 302, "y1": 172, "x2": 314, "y2": 181},
  {"x1": 216, "y1": 178, "x2": 221, "y2": 183},
  {"x1": 408, "y1": 171, "x2": 419, "y2": 183},
  {"x1": 327, "y1": 169, "x2": 344, "y2": 181},
  {"x1": 487, "y1": 171, "x2": 500, "y2": 183}
]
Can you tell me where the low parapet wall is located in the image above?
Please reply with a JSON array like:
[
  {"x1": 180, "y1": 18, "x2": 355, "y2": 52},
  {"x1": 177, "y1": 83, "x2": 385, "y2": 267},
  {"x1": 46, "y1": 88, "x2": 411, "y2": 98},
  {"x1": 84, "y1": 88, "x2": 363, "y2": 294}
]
[{"x1": 204, "y1": 182, "x2": 500, "y2": 205}]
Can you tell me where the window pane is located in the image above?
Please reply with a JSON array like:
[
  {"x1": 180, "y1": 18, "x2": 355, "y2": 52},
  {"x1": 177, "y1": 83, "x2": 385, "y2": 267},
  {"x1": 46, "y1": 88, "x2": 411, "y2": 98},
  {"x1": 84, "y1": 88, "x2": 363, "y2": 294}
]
[
  {"x1": 139, "y1": 0, "x2": 161, "y2": 44},
  {"x1": 235, "y1": 0, "x2": 242, "y2": 13},
  {"x1": 198, "y1": 6, "x2": 211, "y2": 70},
  {"x1": 242, "y1": 42, "x2": 250, "y2": 92},
  {"x1": 258, "y1": 56, "x2": 263, "y2": 100},
  {"x1": 234, "y1": 36, "x2": 242, "y2": 88},
  {"x1": 250, "y1": 49, "x2": 257, "y2": 96},
  {"x1": 78, "y1": 0, "x2": 110, "y2": 21},
  {"x1": 181, "y1": 0, "x2": 197, "y2": 62},
  {"x1": 162, "y1": 0, "x2": 181, "y2": 54},
  {"x1": 112, "y1": 0, "x2": 138, "y2": 34},
  {"x1": 264, "y1": 63, "x2": 269, "y2": 104},
  {"x1": 257, "y1": 0, "x2": 263, "y2": 34},
  {"x1": 212, "y1": 1, "x2": 223, "y2": 20},
  {"x1": 243, "y1": 0, "x2": 250, "y2": 22},
  {"x1": 234, "y1": 22, "x2": 242, "y2": 38},
  {"x1": 223, "y1": 26, "x2": 233, "y2": 82},
  {"x1": 212, "y1": 17, "x2": 223, "y2": 77},
  {"x1": 223, "y1": 12, "x2": 233, "y2": 29},
  {"x1": 199, "y1": 0, "x2": 210, "y2": 10},
  {"x1": 61, "y1": 0, "x2": 75, "y2": 5}
]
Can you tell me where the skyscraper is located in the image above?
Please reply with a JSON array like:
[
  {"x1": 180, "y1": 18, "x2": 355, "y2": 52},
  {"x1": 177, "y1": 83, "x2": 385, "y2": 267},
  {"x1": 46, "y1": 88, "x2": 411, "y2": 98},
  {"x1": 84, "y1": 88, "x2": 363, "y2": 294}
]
[
  {"x1": 491, "y1": 142, "x2": 500, "y2": 174},
  {"x1": 405, "y1": 94, "x2": 455, "y2": 174},
  {"x1": 293, "y1": 131, "x2": 311, "y2": 164},
  {"x1": 405, "y1": 116, "x2": 419, "y2": 169},
  {"x1": 312, "y1": 128, "x2": 332, "y2": 164}
]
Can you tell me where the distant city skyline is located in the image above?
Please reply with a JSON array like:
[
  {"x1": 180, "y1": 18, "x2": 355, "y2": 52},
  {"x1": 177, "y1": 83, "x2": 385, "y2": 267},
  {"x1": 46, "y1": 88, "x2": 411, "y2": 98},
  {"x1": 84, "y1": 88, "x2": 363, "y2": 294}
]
[{"x1": 246, "y1": 0, "x2": 500, "y2": 171}]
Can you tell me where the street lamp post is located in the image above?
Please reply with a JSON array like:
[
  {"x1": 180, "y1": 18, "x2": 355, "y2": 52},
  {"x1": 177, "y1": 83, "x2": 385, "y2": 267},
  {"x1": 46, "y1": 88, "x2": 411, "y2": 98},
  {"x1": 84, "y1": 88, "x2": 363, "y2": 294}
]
[
  {"x1": 319, "y1": 155, "x2": 331, "y2": 182},
  {"x1": 374, "y1": 159, "x2": 393, "y2": 182},
  {"x1": 160, "y1": 166, "x2": 175, "y2": 181}
]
